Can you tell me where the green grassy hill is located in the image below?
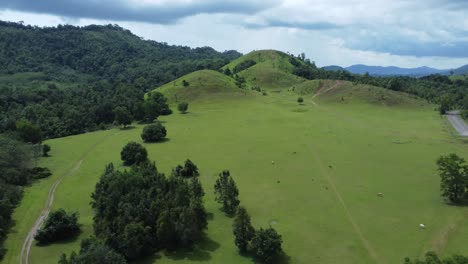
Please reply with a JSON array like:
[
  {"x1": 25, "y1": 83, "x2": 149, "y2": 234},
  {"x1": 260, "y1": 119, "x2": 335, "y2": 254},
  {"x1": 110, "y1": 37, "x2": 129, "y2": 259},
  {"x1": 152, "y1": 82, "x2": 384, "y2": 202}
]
[
  {"x1": 223, "y1": 50, "x2": 307, "y2": 90},
  {"x1": 152, "y1": 70, "x2": 255, "y2": 103},
  {"x1": 292, "y1": 80, "x2": 426, "y2": 107}
]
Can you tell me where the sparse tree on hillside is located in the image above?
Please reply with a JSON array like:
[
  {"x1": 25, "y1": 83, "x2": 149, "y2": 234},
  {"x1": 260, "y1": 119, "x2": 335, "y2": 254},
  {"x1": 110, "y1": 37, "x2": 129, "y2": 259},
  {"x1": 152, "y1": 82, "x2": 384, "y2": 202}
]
[
  {"x1": 183, "y1": 80, "x2": 190, "y2": 87},
  {"x1": 42, "y1": 144, "x2": 51, "y2": 157},
  {"x1": 144, "y1": 92, "x2": 171, "y2": 123},
  {"x1": 437, "y1": 153, "x2": 468, "y2": 203},
  {"x1": 233, "y1": 206, "x2": 255, "y2": 252},
  {"x1": 120, "y1": 142, "x2": 148, "y2": 166},
  {"x1": 224, "y1": 68, "x2": 232, "y2": 76},
  {"x1": 297, "y1": 97, "x2": 304, "y2": 104},
  {"x1": 172, "y1": 159, "x2": 199, "y2": 177},
  {"x1": 249, "y1": 227, "x2": 283, "y2": 264},
  {"x1": 141, "y1": 123, "x2": 167, "y2": 143},
  {"x1": 114, "y1": 106, "x2": 133, "y2": 128},
  {"x1": 214, "y1": 170, "x2": 240, "y2": 215},
  {"x1": 178, "y1": 102, "x2": 189, "y2": 114},
  {"x1": 34, "y1": 209, "x2": 80, "y2": 244}
]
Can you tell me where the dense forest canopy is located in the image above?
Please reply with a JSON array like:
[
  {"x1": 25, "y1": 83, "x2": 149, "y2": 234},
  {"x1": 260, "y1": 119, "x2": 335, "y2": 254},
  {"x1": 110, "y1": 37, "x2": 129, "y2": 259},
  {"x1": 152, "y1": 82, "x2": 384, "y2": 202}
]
[{"x1": 0, "y1": 21, "x2": 241, "y2": 138}]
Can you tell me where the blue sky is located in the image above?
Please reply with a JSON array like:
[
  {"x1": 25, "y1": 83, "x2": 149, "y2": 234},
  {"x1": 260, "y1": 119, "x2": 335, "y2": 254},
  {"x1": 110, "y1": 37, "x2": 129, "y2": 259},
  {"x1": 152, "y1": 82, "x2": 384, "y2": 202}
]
[{"x1": 0, "y1": 0, "x2": 467, "y2": 68}]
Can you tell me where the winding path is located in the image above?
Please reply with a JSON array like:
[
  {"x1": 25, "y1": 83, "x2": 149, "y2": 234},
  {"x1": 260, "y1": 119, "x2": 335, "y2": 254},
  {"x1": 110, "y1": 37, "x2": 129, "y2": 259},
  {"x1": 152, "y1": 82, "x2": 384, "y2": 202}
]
[{"x1": 19, "y1": 131, "x2": 115, "y2": 264}]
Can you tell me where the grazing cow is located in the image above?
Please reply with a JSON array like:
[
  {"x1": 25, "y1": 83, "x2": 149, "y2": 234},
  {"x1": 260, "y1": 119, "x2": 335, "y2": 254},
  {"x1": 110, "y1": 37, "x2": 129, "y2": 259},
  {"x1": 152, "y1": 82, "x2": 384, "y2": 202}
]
[{"x1": 419, "y1": 224, "x2": 425, "y2": 229}]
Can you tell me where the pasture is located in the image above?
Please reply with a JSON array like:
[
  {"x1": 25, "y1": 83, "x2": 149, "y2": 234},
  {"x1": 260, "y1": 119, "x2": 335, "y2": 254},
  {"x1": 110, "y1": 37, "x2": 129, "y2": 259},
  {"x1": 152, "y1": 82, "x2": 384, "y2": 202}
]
[{"x1": 3, "y1": 88, "x2": 468, "y2": 264}]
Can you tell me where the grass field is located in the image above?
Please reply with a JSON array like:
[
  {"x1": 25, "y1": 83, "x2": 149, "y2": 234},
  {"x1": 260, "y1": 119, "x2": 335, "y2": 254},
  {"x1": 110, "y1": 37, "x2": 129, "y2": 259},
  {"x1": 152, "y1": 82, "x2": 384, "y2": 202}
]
[{"x1": 3, "y1": 83, "x2": 468, "y2": 264}]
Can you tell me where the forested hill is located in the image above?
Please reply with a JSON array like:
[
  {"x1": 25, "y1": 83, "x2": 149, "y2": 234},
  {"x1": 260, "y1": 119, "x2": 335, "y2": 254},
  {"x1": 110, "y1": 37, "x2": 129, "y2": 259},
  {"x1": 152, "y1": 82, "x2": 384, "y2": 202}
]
[
  {"x1": 0, "y1": 21, "x2": 241, "y2": 138},
  {"x1": 0, "y1": 20, "x2": 241, "y2": 89}
]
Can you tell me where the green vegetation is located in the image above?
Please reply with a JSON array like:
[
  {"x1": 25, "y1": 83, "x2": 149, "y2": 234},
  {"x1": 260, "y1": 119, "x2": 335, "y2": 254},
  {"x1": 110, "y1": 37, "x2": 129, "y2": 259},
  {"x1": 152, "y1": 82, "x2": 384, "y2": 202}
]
[
  {"x1": 172, "y1": 159, "x2": 200, "y2": 178},
  {"x1": 34, "y1": 209, "x2": 80, "y2": 245},
  {"x1": 114, "y1": 107, "x2": 133, "y2": 128},
  {"x1": 42, "y1": 144, "x2": 51, "y2": 157},
  {"x1": 58, "y1": 237, "x2": 126, "y2": 264},
  {"x1": 297, "y1": 97, "x2": 304, "y2": 104},
  {"x1": 437, "y1": 154, "x2": 468, "y2": 204},
  {"x1": 232, "y1": 207, "x2": 255, "y2": 252},
  {"x1": 178, "y1": 102, "x2": 189, "y2": 114},
  {"x1": 214, "y1": 170, "x2": 240, "y2": 215},
  {"x1": 91, "y1": 161, "x2": 207, "y2": 260},
  {"x1": 120, "y1": 142, "x2": 148, "y2": 166},
  {"x1": 141, "y1": 123, "x2": 167, "y2": 143},
  {"x1": 405, "y1": 251, "x2": 468, "y2": 264},
  {"x1": 250, "y1": 227, "x2": 283, "y2": 264}
]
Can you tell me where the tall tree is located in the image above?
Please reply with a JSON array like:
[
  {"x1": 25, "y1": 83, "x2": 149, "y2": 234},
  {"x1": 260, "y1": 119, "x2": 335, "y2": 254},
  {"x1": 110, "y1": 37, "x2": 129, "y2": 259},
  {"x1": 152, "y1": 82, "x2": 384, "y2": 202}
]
[
  {"x1": 250, "y1": 228, "x2": 283, "y2": 264},
  {"x1": 114, "y1": 106, "x2": 133, "y2": 128},
  {"x1": 437, "y1": 153, "x2": 468, "y2": 203},
  {"x1": 232, "y1": 206, "x2": 255, "y2": 252},
  {"x1": 214, "y1": 170, "x2": 240, "y2": 215}
]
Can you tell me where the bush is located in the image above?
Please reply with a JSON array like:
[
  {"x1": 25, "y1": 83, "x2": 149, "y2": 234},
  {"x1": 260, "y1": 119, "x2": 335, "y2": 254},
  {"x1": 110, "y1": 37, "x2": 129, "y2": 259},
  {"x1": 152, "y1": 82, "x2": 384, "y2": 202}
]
[
  {"x1": 250, "y1": 228, "x2": 283, "y2": 263},
  {"x1": 30, "y1": 167, "x2": 52, "y2": 179},
  {"x1": 461, "y1": 109, "x2": 468, "y2": 120},
  {"x1": 58, "y1": 237, "x2": 127, "y2": 264},
  {"x1": 178, "y1": 102, "x2": 189, "y2": 114},
  {"x1": 172, "y1": 159, "x2": 199, "y2": 177},
  {"x1": 42, "y1": 144, "x2": 51, "y2": 156},
  {"x1": 141, "y1": 123, "x2": 167, "y2": 143},
  {"x1": 34, "y1": 209, "x2": 80, "y2": 244},
  {"x1": 297, "y1": 97, "x2": 304, "y2": 104},
  {"x1": 120, "y1": 142, "x2": 148, "y2": 166}
]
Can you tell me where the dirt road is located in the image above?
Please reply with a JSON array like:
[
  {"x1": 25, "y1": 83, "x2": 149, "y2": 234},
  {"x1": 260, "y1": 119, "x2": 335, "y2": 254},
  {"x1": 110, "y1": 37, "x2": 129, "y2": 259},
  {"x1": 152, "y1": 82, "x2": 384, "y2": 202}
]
[{"x1": 446, "y1": 111, "x2": 468, "y2": 137}]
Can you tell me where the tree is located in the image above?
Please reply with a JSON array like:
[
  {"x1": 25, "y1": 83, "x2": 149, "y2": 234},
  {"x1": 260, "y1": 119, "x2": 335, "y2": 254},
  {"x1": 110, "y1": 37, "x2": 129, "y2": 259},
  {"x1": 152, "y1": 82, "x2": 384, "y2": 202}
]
[
  {"x1": 224, "y1": 68, "x2": 232, "y2": 76},
  {"x1": 141, "y1": 123, "x2": 167, "y2": 143},
  {"x1": 178, "y1": 102, "x2": 189, "y2": 114},
  {"x1": 114, "y1": 106, "x2": 133, "y2": 128},
  {"x1": 182, "y1": 80, "x2": 190, "y2": 87},
  {"x1": 297, "y1": 97, "x2": 304, "y2": 104},
  {"x1": 233, "y1": 206, "x2": 255, "y2": 252},
  {"x1": 16, "y1": 119, "x2": 42, "y2": 144},
  {"x1": 91, "y1": 162, "x2": 207, "y2": 259},
  {"x1": 439, "y1": 95, "x2": 452, "y2": 115},
  {"x1": 250, "y1": 228, "x2": 283, "y2": 263},
  {"x1": 214, "y1": 170, "x2": 240, "y2": 215},
  {"x1": 461, "y1": 109, "x2": 468, "y2": 120},
  {"x1": 58, "y1": 237, "x2": 127, "y2": 264},
  {"x1": 42, "y1": 144, "x2": 51, "y2": 157},
  {"x1": 172, "y1": 159, "x2": 200, "y2": 177},
  {"x1": 437, "y1": 153, "x2": 468, "y2": 203},
  {"x1": 120, "y1": 142, "x2": 148, "y2": 166},
  {"x1": 144, "y1": 92, "x2": 171, "y2": 123},
  {"x1": 34, "y1": 209, "x2": 80, "y2": 244}
]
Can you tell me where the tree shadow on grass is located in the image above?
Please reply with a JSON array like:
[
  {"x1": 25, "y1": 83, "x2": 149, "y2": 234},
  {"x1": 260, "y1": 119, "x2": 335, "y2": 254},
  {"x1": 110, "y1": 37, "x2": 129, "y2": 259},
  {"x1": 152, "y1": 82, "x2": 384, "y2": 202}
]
[
  {"x1": 35, "y1": 231, "x2": 82, "y2": 247},
  {"x1": 163, "y1": 234, "x2": 220, "y2": 262}
]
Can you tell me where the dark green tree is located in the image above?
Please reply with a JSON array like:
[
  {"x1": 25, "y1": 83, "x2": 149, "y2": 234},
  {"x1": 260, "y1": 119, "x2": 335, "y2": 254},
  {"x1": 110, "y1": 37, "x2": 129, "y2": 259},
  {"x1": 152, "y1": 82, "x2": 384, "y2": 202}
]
[
  {"x1": 178, "y1": 102, "x2": 189, "y2": 114},
  {"x1": 297, "y1": 97, "x2": 304, "y2": 104},
  {"x1": 114, "y1": 106, "x2": 133, "y2": 128},
  {"x1": 224, "y1": 68, "x2": 232, "y2": 76},
  {"x1": 233, "y1": 206, "x2": 255, "y2": 252},
  {"x1": 172, "y1": 159, "x2": 200, "y2": 177},
  {"x1": 439, "y1": 95, "x2": 452, "y2": 115},
  {"x1": 182, "y1": 80, "x2": 190, "y2": 87},
  {"x1": 58, "y1": 237, "x2": 126, "y2": 264},
  {"x1": 42, "y1": 144, "x2": 51, "y2": 157},
  {"x1": 16, "y1": 120, "x2": 42, "y2": 144},
  {"x1": 34, "y1": 209, "x2": 80, "y2": 244},
  {"x1": 437, "y1": 153, "x2": 468, "y2": 203},
  {"x1": 120, "y1": 142, "x2": 148, "y2": 166},
  {"x1": 214, "y1": 170, "x2": 240, "y2": 215},
  {"x1": 250, "y1": 228, "x2": 283, "y2": 264},
  {"x1": 144, "y1": 92, "x2": 171, "y2": 123},
  {"x1": 141, "y1": 123, "x2": 167, "y2": 143}
]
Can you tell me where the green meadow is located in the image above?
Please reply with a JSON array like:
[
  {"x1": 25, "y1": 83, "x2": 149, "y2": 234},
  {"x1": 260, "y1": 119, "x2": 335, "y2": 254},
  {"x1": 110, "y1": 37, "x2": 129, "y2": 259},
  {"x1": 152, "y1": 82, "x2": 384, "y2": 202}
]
[{"x1": 3, "y1": 50, "x2": 468, "y2": 264}]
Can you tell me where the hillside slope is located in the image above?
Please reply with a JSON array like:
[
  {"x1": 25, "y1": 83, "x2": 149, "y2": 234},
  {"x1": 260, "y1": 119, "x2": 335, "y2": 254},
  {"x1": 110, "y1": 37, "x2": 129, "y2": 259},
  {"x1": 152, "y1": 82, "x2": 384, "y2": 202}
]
[
  {"x1": 223, "y1": 50, "x2": 307, "y2": 90},
  {"x1": 154, "y1": 70, "x2": 253, "y2": 103}
]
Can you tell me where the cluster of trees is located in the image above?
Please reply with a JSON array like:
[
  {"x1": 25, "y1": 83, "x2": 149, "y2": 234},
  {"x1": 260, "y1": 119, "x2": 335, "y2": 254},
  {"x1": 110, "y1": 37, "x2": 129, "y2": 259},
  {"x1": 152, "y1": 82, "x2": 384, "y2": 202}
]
[
  {"x1": 172, "y1": 159, "x2": 200, "y2": 177},
  {"x1": 90, "y1": 158, "x2": 207, "y2": 260},
  {"x1": 0, "y1": 21, "x2": 241, "y2": 139},
  {"x1": 437, "y1": 153, "x2": 468, "y2": 204},
  {"x1": 59, "y1": 237, "x2": 126, "y2": 264},
  {"x1": 0, "y1": 135, "x2": 49, "y2": 259},
  {"x1": 213, "y1": 171, "x2": 284, "y2": 263},
  {"x1": 34, "y1": 209, "x2": 80, "y2": 244},
  {"x1": 405, "y1": 251, "x2": 468, "y2": 264}
]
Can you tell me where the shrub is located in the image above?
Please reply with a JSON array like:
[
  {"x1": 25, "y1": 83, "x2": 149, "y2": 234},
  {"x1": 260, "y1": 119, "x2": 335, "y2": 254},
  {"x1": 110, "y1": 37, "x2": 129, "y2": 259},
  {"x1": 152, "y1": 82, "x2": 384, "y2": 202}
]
[
  {"x1": 297, "y1": 97, "x2": 304, "y2": 104},
  {"x1": 172, "y1": 159, "x2": 199, "y2": 177},
  {"x1": 30, "y1": 167, "x2": 52, "y2": 179},
  {"x1": 120, "y1": 142, "x2": 148, "y2": 166},
  {"x1": 461, "y1": 109, "x2": 468, "y2": 120},
  {"x1": 250, "y1": 228, "x2": 283, "y2": 263},
  {"x1": 42, "y1": 144, "x2": 51, "y2": 156},
  {"x1": 34, "y1": 209, "x2": 80, "y2": 244},
  {"x1": 177, "y1": 102, "x2": 189, "y2": 114},
  {"x1": 141, "y1": 123, "x2": 167, "y2": 143}
]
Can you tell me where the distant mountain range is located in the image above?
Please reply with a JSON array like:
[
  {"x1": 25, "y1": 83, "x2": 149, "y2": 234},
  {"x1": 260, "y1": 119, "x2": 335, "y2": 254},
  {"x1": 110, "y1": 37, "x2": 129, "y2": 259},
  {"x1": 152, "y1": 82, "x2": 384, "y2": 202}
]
[{"x1": 322, "y1": 64, "x2": 468, "y2": 77}]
